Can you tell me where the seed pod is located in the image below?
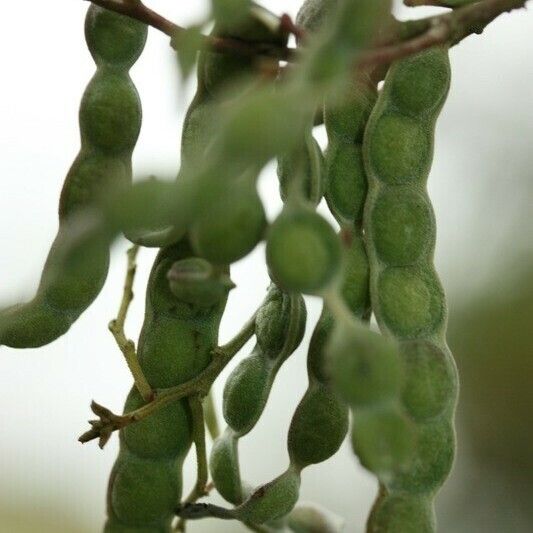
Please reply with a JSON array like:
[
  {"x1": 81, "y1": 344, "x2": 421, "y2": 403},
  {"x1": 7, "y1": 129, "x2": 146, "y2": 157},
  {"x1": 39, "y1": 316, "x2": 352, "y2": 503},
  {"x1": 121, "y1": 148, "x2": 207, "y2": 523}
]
[
  {"x1": 106, "y1": 243, "x2": 228, "y2": 531},
  {"x1": 327, "y1": 320, "x2": 401, "y2": 408},
  {"x1": 266, "y1": 205, "x2": 342, "y2": 294},
  {"x1": 0, "y1": 6, "x2": 146, "y2": 348},
  {"x1": 167, "y1": 258, "x2": 234, "y2": 307},
  {"x1": 362, "y1": 47, "x2": 458, "y2": 527},
  {"x1": 189, "y1": 179, "x2": 267, "y2": 265},
  {"x1": 351, "y1": 404, "x2": 415, "y2": 480},
  {"x1": 233, "y1": 468, "x2": 302, "y2": 525},
  {"x1": 367, "y1": 494, "x2": 435, "y2": 533},
  {"x1": 211, "y1": 286, "x2": 306, "y2": 505}
]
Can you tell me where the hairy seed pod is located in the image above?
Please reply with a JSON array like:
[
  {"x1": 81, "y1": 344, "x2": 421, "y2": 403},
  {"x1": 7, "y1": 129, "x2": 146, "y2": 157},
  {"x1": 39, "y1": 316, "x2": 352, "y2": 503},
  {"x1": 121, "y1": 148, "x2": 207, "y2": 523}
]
[
  {"x1": 105, "y1": 243, "x2": 228, "y2": 531},
  {"x1": 210, "y1": 286, "x2": 306, "y2": 506},
  {"x1": 167, "y1": 257, "x2": 235, "y2": 307},
  {"x1": 266, "y1": 205, "x2": 342, "y2": 295},
  {"x1": 0, "y1": 6, "x2": 146, "y2": 348},
  {"x1": 367, "y1": 493, "x2": 435, "y2": 533},
  {"x1": 362, "y1": 47, "x2": 458, "y2": 528},
  {"x1": 189, "y1": 178, "x2": 267, "y2": 265}
]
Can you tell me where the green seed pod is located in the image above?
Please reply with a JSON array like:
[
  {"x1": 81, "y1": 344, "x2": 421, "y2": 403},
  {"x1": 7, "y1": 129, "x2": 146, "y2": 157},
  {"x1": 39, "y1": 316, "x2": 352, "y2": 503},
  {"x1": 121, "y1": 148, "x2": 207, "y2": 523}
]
[
  {"x1": 233, "y1": 468, "x2": 301, "y2": 525},
  {"x1": 80, "y1": 71, "x2": 142, "y2": 155},
  {"x1": 351, "y1": 405, "x2": 415, "y2": 480},
  {"x1": 324, "y1": 143, "x2": 367, "y2": 226},
  {"x1": 0, "y1": 6, "x2": 146, "y2": 349},
  {"x1": 209, "y1": 429, "x2": 244, "y2": 506},
  {"x1": 327, "y1": 321, "x2": 401, "y2": 407},
  {"x1": 189, "y1": 180, "x2": 266, "y2": 265},
  {"x1": 167, "y1": 257, "x2": 234, "y2": 307},
  {"x1": 366, "y1": 113, "x2": 431, "y2": 186},
  {"x1": 325, "y1": 77, "x2": 377, "y2": 145},
  {"x1": 266, "y1": 205, "x2": 342, "y2": 294},
  {"x1": 340, "y1": 235, "x2": 371, "y2": 317},
  {"x1": 387, "y1": 419, "x2": 455, "y2": 494},
  {"x1": 85, "y1": 5, "x2": 147, "y2": 68},
  {"x1": 377, "y1": 266, "x2": 445, "y2": 339},
  {"x1": 362, "y1": 46, "x2": 456, "y2": 524},
  {"x1": 255, "y1": 286, "x2": 306, "y2": 359},
  {"x1": 223, "y1": 351, "x2": 272, "y2": 436},
  {"x1": 106, "y1": 243, "x2": 227, "y2": 530},
  {"x1": 367, "y1": 494, "x2": 435, "y2": 533},
  {"x1": 324, "y1": 77, "x2": 377, "y2": 228},
  {"x1": 109, "y1": 454, "x2": 180, "y2": 527},
  {"x1": 121, "y1": 388, "x2": 191, "y2": 460},
  {"x1": 400, "y1": 340, "x2": 458, "y2": 422},
  {"x1": 370, "y1": 188, "x2": 434, "y2": 266},
  {"x1": 388, "y1": 47, "x2": 452, "y2": 118},
  {"x1": 288, "y1": 383, "x2": 349, "y2": 469},
  {"x1": 211, "y1": 286, "x2": 306, "y2": 506}
]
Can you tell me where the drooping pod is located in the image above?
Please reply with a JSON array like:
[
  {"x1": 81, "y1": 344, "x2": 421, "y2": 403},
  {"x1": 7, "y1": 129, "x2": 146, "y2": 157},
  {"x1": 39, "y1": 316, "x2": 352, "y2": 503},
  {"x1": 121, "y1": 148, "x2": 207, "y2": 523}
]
[
  {"x1": 362, "y1": 47, "x2": 458, "y2": 530},
  {"x1": 184, "y1": 5, "x2": 288, "y2": 266},
  {"x1": 106, "y1": 8, "x2": 288, "y2": 531},
  {"x1": 0, "y1": 6, "x2": 146, "y2": 348},
  {"x1": 210, "y1": 285, "x2": 307, "y2": 505},
  {"x1": 105, "y1": 243, "x2": 230, "y2": 532},
  {"x1": 266, "y1": 204, "x2": 342, "y2": 295}
]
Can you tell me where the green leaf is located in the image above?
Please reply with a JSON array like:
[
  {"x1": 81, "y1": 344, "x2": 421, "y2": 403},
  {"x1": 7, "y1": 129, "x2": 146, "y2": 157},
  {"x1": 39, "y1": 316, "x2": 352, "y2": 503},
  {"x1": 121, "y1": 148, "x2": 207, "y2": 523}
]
[{"x1": 172, "y1": 26, "x2": 204, "y2": 80}]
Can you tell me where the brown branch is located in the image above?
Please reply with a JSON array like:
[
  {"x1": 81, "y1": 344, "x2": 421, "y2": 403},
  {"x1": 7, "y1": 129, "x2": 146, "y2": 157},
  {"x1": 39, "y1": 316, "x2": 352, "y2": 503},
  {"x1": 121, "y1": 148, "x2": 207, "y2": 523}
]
[
  {"x1": 87, "y1": 0, "x2": 528, "y2": 70},
  {"x1": 86, "y1": 0, "x2": 296, "y2": 60},
  {"x1": 88, "y1": 0, "x2": 178, "y2": 35},
  {"x1": 358, "y1": 0, "x2": 529, "y2": 67}
]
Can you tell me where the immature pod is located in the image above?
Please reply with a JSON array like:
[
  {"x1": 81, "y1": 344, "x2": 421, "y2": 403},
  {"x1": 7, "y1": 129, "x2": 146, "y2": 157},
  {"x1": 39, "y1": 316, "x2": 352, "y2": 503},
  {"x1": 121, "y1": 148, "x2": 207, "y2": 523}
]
[
  {"x1": 324, "y1": 76, "x2": 377, "y2": 229},
  {"x1": 322, "y1": 66, "x2": 416, "y2": 484},
  {"x1": 0, "y1": 6, "x2": 146, "y2": 348},
  {"x1": 277, "y1": 130, "x2": 325, "y2": 206},
  {"x1": 210, "y1": 286, "x2": 306, "y2": 506},
  {"x1": 184, "y1": 5, "x2": 288, "y2": 265},
  {"x1": 266, "y1": 204, "x2": 342, "y2": 295},
  {"x1": 105, "y1": 243, "x2": 229, "y2": 532},
  {"x1": 362, "y1": 47, "x2": 458, "y2": 528}
]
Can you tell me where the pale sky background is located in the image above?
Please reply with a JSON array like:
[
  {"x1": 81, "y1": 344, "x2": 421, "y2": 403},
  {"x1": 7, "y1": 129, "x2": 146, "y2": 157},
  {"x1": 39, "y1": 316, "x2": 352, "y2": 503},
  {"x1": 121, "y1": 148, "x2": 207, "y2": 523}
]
[{"x1": 0, "y1": 1, "x2": 532, "y2": 532}]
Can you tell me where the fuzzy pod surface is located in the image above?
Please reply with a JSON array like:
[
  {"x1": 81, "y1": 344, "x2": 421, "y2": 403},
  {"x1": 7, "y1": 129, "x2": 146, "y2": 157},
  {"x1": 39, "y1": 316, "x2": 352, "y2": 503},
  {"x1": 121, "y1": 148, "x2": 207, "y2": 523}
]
[
  {"x1": 363, "y1": 47, "x2": 458, "y2": 530},
  {"x1": 0, "y1": 6, "x2": 146, "y2": 348}
]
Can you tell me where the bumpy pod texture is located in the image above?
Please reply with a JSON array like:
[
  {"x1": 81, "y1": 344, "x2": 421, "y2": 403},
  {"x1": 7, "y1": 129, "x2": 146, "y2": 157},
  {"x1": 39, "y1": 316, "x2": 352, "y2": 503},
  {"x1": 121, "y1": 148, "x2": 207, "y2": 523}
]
[
  {"x1": 210, "y1": 286, "x2": 306, "y2": 505},
  {"x1": 322, "y1": 69, "x2": 415, "y2": 485},
  {"x1": 363, "y1": 47, "x2": 458, "y2": 529},
  {"x1": 0, "y1": 6, "x2": 146, "y2": 348},
  {"x1": 105, "y1": 243, "x2": 228, "y2": 532},
  {"x1": 266, "y1": 204, "x2": 342, "y2": 295},
  {"x1": 324, "y1": 76, "x2": 377, "y2": 229}
]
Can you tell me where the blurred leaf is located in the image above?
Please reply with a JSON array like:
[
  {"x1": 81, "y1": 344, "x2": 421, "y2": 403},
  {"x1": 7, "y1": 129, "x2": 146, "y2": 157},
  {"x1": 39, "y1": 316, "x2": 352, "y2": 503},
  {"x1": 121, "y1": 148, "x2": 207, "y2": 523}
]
[{"x1": 172, "y1": 26, "x2": 204, "y2": 81}]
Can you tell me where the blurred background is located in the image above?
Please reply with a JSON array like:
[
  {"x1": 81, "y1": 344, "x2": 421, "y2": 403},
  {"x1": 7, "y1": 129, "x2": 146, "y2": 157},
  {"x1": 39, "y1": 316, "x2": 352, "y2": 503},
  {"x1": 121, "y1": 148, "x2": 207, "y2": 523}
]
[{"x1": 0, "y1": 1, "x2": 531, "y2": 531}]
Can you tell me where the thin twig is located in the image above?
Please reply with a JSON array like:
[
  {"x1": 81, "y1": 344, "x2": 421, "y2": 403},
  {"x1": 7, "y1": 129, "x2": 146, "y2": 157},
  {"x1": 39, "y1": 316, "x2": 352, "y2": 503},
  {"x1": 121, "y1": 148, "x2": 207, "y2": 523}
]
[
  {"x1": 86, "y1": 0, "x2": 295, "y2": 60},
  {"x1": 359, "y1": 0, "x2": 529, "y2": 67},
  {"x1": 108, "y1": 245, "x2": 153, "y2": 402},
  {"x1": 80, "y1": 308, "x2": 257, "y2": 446},
  {"x1": 175, "y1": 395, "x2": 208, "y2": 532},
  {"x1": 87, "y1": 0, "x2": 528, "y2": 69}
]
